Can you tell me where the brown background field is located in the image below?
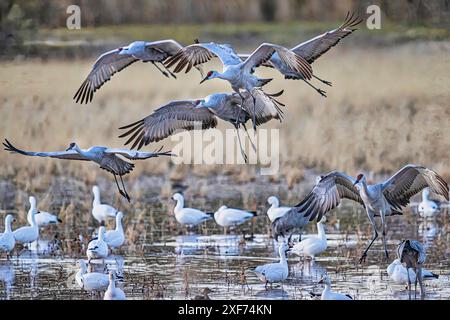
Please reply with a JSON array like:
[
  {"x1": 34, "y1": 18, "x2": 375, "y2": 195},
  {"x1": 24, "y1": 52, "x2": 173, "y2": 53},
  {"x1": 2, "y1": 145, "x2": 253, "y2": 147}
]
[{"x1": 0, "y1": 0, "x2": 449, "y2": 209}]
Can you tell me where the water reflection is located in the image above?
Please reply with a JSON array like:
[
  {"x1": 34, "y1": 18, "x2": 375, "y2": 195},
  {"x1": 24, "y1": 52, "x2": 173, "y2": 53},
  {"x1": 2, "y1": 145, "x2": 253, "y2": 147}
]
[{"x1": 0, "y1": 204, "x2": 449, "y2": 300}]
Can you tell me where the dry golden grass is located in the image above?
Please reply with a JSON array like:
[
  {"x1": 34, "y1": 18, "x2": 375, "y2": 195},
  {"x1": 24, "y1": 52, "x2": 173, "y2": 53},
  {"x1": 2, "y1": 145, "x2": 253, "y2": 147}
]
[{"x1": 0, "y1": 41, "x2": 449, "y2": 186}]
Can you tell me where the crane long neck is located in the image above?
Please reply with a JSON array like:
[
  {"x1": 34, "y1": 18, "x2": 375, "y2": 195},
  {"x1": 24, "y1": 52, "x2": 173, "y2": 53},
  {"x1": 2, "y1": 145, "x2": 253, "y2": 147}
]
[
  {"x1": 359, "y1": 179, "x2": 371, "y2": 199},
  {"x1": 422, "y1": 190, "x2": 429, "y2": 202}
]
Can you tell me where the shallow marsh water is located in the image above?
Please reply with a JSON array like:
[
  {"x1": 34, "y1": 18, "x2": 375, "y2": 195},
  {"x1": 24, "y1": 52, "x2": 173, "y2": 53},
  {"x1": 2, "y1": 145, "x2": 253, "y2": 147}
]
[{"x1": 0, "y1": 177, "x2": 449, "y2": 300}]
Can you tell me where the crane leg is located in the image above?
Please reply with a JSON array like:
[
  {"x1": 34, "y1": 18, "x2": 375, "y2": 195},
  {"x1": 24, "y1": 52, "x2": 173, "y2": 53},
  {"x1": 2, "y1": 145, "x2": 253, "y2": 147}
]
[
  {"x1": 250, "y1": 90, "x2": 257, "y2": 131},
  {"x1": 151, "y1": 61, "x2": 169, "y2": 78},
  {"x1": 380, "y1": 211, "x2": 389, "y2": 261},
  {"x1": 407, "y1": 267, "x2": 412, "y2": 300},
  {"x1": 160, "y1": 62, "x2": 177, "y2": 79},
  {"x1": 113, "y1": 174, "x2": 130, "y2": 202},
  {"x1": 119, "y1": 175, "x2": 131, "y2": 202},
  {"x1": 242, "y1": 123, "x2": 257, "y2": 152},
  {"x1": 235, "y1": 91, "x2": 246, "y2": 126},
  {"x1": 414, "y1": 267, "x2": 418, "y2": 300},
  {"x1": 235, "y1": 127, "x2": 248, "y2": 163},
  {"x1": 313, "y1": 75, "x2": 332, "y2": 87},
  {"x1": 417, "y1": 265, "x2": 425, "y2": 299},
  {"x1": 302, "y1": 80, "x2": 327, "y2": 98},
  {"x1": 359, "y1": 212, "x2": 378, "y2": 264}
]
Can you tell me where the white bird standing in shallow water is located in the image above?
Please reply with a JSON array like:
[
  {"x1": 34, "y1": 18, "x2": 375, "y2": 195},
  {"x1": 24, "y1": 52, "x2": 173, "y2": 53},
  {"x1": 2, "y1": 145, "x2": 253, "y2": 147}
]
[
  {"x1": 172, "y1": 193, "x2": 212, "y2": 227},
  {"x1": 266, "y1": 196, "x2": 291, "y2": 222},
  {"x1": 27, "y1": 196, "x2": 61, "y2": 226},
  {"x1": 253, "y1": 242, "x2": 291, "y2": 289},
  {"x1": 0, "y1": 215, "x2": 16, "y2": 258},
  {"x1": 104, "y1": 271, "x2": 126, "y2": 300},
  {"x1": 418, "y1": 188, "x2": 440, "y2": 218},
  {"x1": 87, "y1": 226, "x2": 109, "y2": 263},
  {"x1": 291, "y1": 216, "x2": 327, "y2": 260},
  {"x1": 75, "y1": 259, "x2": 109, "y2": 292},
  {"x1": 92, "y1": 186, "x2": 119, "y2": 225},
  {"x1": 318, "y1": 275, "x2": 353, "y2": 300},
  {"x1": 13, "y1": 207, "x2": 39, "y2": 246},
  {"x1": 214, "y1": 205, "x2": 256, "y2": 230},
  {"x1": 387, "y1": 258, "x2": 438, "y2": 285},
  {"x1": 104, "y1": 212, "x2": 125, "y2": 249}
]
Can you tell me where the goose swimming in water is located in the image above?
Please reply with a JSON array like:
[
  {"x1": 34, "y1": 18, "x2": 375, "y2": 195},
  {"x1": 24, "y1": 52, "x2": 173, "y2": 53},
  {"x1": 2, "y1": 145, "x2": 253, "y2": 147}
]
[
  {"x1": 266, "y1": 196, "x2": 291, "y2": 222},
  {"x1": 92, "y1": 186, "x2": 119, "y2": 224},
  {"x1": 103, "y1": 271, "x2": 126, "y2": 300},
  {"x1": 104, "y1": 212, "x2": 125, "y2": 249},
  {"x1": 86, "y1": 226, "x2": 109, "y2": 263},
  {"x1": 318, "y1": 275, "x2": 353, "y2": 300},
  {"x1": 27, "y1": 196, "x2": 61, "y2": 227},
  {"x1": 0, "y1": 215, "x2": 16, "y2": 258},
  {"x1": 75, "y1": 259, "x2": 109, "y2": 292},
  {"x1": 172, "y1": 193, "x2": 212, "y2": 227},
  {"x1": 253, "y1": 242, "x2": 290, "y2": 288},
  {"x1": 291, "y1": 216, "x2": 327, "y2": 260},
  {"x1": 3, "y1": 139, "x2": 174, "y2": 202}
]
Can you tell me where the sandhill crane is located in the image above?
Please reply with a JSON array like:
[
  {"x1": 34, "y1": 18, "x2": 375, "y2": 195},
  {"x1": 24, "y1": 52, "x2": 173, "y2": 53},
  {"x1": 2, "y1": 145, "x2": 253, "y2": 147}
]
[
  {"x1": 165, "y1": 41, "x2": 311, "y2": 129},
  {"x1": 271, "y1": 165, "x2": 449, "y2": 264},
  {"x1": 73, "y1": 40, "x2": 203, "y2": 104},
  {"x1": 118, "y1": 89, "x2": 284, "y2": 162},
  {"x1": 239, "y1": 12, "x2": 362, "y2": 97},
  {"x1": 3, "y1": 139, "x2": 174, "y2": 202},
  {"x1": 397, "y1": 240, "x2": 427, "y2": 300}
]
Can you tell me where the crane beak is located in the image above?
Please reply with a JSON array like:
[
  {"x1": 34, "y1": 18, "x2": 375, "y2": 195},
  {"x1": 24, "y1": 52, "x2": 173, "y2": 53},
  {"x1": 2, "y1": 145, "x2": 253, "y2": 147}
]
[
  {"x1": 199, "y1": 76, "x2": 209, "y2": 84},
  {"x1": 318, "y1": 278, "x2": 324, "y2": 284},
  {"x1": 353, "y1": 179, "x2": 360, "y2": 186}
]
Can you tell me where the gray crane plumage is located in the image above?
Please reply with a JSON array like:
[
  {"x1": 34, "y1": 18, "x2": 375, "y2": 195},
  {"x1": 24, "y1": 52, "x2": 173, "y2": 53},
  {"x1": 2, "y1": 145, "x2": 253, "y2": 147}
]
[
  {"x1": 3, "y1": 139, "x2": 174, "y2": 201},
  {"x1": 397, "y1": 240, "x2": 427, "y2": 299},
  {"x1": 73, "y1": 40, "x2": 202, "y2": 104},
  {"x1": 239, "y1": 12, "x2": 362, "y2": 97},
  {"x1": 118, "y1": 89, "x2": 284, "y2": 162},
  {"x1": 272, "y1": 165, "x2": 449, "y2": 263}
]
